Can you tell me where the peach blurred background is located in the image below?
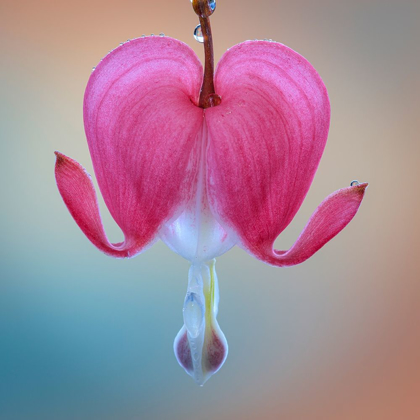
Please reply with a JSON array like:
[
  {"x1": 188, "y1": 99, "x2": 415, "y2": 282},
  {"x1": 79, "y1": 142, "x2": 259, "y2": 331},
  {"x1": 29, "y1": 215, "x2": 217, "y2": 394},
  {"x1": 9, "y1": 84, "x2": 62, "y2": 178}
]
[{"x1": 1, "y1": 0, "x2": 419, "y2": 419}]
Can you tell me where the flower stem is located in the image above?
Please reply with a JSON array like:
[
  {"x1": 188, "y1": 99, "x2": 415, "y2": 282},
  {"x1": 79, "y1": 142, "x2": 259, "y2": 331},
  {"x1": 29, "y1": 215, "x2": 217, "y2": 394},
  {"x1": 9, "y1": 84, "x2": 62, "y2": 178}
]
[{"x1": 192, "y1": 0, "x2": 221, "y2": 109}]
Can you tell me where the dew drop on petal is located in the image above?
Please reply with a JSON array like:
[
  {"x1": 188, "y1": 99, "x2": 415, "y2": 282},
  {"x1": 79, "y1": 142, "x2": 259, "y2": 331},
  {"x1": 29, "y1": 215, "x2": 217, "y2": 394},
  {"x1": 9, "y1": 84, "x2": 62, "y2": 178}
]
[
  {"x1": 209, "y1": 0, "x2": 216, "y2": 11},
  {"x1": 350, "y1": 180, "x2": 360, "y2": 186},
  {"x1": 159, "y1": 32, "x2": 165, "y2": 37},
  {"x1": 193, "y1": 24, "x2": 204, "y2": 43}
]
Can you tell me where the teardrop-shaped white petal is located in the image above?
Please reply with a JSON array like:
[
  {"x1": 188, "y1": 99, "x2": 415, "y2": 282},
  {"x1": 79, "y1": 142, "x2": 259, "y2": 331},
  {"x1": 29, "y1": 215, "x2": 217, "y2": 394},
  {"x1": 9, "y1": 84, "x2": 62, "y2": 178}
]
[{"x1": 174, "y1": 260, "x2": 228, "y2": 386}]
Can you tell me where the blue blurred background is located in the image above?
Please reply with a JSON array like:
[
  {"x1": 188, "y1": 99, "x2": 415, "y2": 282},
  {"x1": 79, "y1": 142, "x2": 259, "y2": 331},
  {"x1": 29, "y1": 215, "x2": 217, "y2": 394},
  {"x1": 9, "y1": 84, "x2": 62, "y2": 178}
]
[{"x1": 1, "y1": 0, "x2": 419, "y2": 419}]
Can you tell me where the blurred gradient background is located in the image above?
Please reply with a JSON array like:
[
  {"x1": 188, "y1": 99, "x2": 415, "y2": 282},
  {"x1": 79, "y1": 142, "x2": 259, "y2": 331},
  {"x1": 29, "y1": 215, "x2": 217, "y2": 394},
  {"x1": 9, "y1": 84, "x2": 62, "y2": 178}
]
[{"x1": 1, "y1": 0, "x2": 419, "y2": 419}]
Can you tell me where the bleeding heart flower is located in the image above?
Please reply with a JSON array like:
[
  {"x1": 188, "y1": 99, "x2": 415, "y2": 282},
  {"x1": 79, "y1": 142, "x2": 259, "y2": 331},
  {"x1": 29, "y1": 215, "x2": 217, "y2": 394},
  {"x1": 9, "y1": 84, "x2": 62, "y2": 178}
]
[{"x1": 55, "y1": 0, "x2": 367, "y2": 385}]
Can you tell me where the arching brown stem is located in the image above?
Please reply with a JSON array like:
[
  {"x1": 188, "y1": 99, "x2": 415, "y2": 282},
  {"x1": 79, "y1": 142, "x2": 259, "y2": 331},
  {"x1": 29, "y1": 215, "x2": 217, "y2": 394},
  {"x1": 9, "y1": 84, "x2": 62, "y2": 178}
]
[{"x1": 192, "y1": 0, "x2": 221, "y2": 109}]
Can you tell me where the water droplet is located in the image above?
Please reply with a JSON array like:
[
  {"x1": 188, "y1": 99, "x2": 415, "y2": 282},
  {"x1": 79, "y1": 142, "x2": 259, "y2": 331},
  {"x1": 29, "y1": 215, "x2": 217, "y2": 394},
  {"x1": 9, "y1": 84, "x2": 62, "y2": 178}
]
[
  {"x1": 150, "y1": 33, "x2": 155, "y2": 36},
  {"x1": 159, "y1": 32, "x2": 165, "y2": 37},
  {"x1": 207, "y1": 93, "x2": 222, "y2": 107},
  {"x1": 119, "y1": 42, "x2": 124, "y2": 46},
  {"x1": 193, "y1": 24, "x2": 204, "y2": 43},
  {"x1": 183, "y1": 292, "x2": 204, "y2": 338},
  {"x1": 350, "y1": 180, "x2": 360, "y2": 187},
  {"x1": 141, "y1": 34, "x2": 145, "y2": 38},
  {"x1": 209, "y1": 0, "x2": 216, "y2": 11},
  {"x1": 92, "y1": 66, "x2": 96, "y2": 72},
  {"x1": 127, "y1": 39, "x2": 131, "y2": 42}
]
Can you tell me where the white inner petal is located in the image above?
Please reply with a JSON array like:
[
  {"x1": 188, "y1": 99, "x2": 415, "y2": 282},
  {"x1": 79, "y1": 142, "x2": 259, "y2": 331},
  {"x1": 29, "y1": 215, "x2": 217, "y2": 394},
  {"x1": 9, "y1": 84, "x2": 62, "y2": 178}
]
[
  {"x1": 159, "y1": 117, "x2": 236, "y2": 262},
  {"x1": 183, "y1": 291, "x2": 204, "y2": 339},
  {"x1": 174, "y1": 260, "x2": 228, "y2": 386}
]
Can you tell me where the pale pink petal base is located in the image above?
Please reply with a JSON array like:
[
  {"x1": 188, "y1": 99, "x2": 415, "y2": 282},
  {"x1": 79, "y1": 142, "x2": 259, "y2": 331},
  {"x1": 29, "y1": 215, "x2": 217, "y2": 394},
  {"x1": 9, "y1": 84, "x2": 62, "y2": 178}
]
[
  {"x1": 55, "y1": 152, "x2": 148, "y2": 257},
  {"x1": 249, "y1": 183, "x2": 368, "y2": 266}
]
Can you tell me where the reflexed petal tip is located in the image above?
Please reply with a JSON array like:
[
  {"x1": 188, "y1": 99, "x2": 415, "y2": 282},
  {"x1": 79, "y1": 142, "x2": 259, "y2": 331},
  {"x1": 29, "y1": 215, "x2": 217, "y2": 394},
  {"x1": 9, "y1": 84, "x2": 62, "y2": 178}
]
[
  {"x1": 54, "y1": 151, "x2": 148, "y2": 258},
  {"x1": 253, "y1": 183, "x2": 368, "y2": 267}
]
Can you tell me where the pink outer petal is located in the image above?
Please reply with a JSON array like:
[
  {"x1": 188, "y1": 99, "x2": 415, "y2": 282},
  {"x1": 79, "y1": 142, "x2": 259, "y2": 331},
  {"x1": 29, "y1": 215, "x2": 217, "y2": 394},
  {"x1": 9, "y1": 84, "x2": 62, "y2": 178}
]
[
  {"x1": 253, "y1": 183, "x2": 368, "y2": 266},
  {"x1": 84, "y1": 37, "x2": 204, "y2": 246},
  {"x1": 205, "y1": 41, "x2": 330, "y2": 254},
  {"x1": 55, "y1": 152, "x2": 146, "y2": 258}
]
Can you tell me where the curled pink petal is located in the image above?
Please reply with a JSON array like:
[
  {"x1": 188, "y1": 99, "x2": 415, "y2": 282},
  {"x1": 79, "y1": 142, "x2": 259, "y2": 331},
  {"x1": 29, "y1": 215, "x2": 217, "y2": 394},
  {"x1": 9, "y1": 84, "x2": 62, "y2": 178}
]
[
  {"x1": 84, "y1": 37, "x2": 204, "y2": 246},
  {"x1": 252, "y1": 183, "x2": 368, "y2": 266},
  {"x1": 206, "y1": 40, "x2": 330, "y2": 256},
  {"x1": 55, "y1": 152, "x2": 146, "y2": 257}
]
